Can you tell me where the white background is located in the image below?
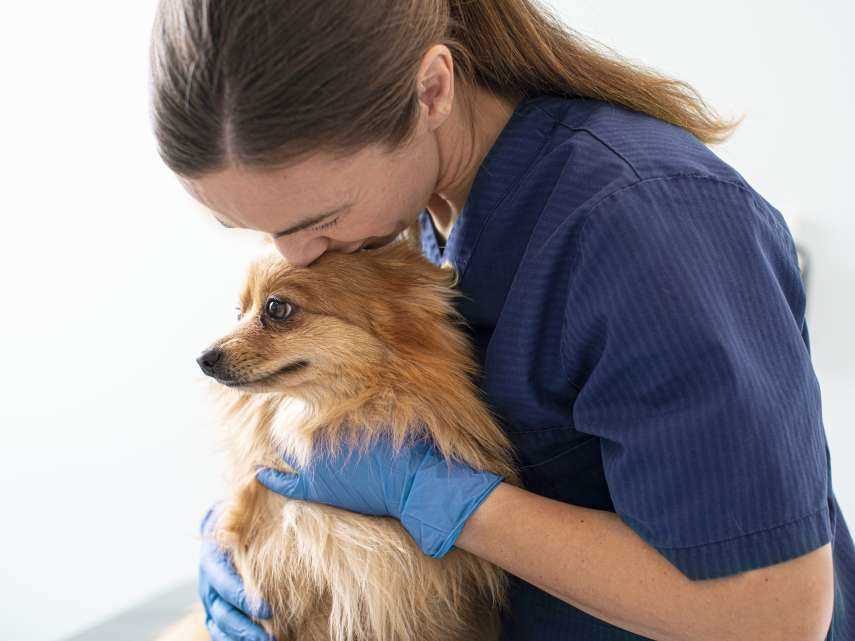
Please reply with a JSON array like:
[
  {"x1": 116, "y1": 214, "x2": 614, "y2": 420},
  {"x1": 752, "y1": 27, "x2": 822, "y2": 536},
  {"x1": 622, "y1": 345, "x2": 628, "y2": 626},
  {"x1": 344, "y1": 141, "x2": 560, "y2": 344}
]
[{"x1": 0, "y1": 2, "x2": 852, "y2": 640}]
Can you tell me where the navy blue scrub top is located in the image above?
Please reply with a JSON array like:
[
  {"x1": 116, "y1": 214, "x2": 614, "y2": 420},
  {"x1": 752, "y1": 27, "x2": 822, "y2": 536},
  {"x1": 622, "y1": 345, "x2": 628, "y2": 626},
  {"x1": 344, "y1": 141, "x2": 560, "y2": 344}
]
[{"x1": 418, "y1": 91, "x2": 854, "y2": 640}]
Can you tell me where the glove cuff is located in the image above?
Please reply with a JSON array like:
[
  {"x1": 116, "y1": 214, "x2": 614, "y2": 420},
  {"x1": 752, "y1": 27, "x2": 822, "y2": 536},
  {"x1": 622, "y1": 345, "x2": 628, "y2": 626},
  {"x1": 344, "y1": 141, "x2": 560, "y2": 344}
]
[
  {"x1": 431, "y1": 473, "x2": 503, "y2": 558},
  {"x1": 400, "y1": 457, "x2": 504, "y2": 558},
  {"x1": 199, "y1": 500, "x2": 223, "y2": 536}
]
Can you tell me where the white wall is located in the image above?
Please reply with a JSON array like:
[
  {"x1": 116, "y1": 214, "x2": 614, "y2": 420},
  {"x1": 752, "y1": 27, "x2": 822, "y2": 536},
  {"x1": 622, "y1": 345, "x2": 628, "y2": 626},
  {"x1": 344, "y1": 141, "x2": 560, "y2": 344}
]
[{"x1": 0, "y1": 2, "x2": 851, "y2": 640}]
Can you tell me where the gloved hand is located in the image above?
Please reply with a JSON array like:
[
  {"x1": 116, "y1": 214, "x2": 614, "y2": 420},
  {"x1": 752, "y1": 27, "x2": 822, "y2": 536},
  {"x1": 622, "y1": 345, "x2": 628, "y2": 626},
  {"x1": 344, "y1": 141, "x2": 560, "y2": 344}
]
[
  {"x1": 255, "y1": 434, "x2": 504, "y2": 558},
  {"x1": 197, "y1": 503, "x2": 275, "y2": 641}
]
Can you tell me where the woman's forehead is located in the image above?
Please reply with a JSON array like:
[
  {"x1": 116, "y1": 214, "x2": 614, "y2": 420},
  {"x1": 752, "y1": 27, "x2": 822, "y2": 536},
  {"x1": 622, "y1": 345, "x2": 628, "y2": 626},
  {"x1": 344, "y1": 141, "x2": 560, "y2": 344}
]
[
  {"x1": 179, "y1": 147, "x2": 387, "y2": 204},
  {"x1": 177, "y1": 157, "x2": 362, "y2": 227}
]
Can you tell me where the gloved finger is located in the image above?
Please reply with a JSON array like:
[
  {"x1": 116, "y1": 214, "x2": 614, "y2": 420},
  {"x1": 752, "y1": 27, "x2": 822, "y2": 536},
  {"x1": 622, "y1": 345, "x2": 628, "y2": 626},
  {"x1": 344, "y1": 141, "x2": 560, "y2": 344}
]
[
  {"x1": 200, "y1": 541, "x2": 272, "y2": 619},
  {"x1": 255, "y1": 468, "x2": 304, "y2": 500},
  {"x1": 206, "y1": 619, "x2": 231, "y2": 641},
  {"x1": 198, "y1": 544, "x2": 219, "y2": 612},
  {"x1": 198, "y1": 568, "x2": 213, "y2": 612},
  {"x1": 209, "y1": 595, "x2": 273, "y2": 641}
]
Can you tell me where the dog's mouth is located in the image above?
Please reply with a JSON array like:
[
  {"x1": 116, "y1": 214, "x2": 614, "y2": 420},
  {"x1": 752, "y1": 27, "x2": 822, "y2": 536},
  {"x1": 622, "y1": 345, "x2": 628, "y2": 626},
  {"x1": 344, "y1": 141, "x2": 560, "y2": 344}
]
[{"x1": 219, "y1": 360, "x2": 310, "y2": 388}]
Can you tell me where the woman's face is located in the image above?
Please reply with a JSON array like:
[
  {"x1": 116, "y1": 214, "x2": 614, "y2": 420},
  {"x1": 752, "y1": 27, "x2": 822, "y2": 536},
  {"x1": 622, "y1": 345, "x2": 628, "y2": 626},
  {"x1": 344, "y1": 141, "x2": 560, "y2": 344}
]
[{"x1": 178, "y1": 128, "x2": 440, "y2": 267}]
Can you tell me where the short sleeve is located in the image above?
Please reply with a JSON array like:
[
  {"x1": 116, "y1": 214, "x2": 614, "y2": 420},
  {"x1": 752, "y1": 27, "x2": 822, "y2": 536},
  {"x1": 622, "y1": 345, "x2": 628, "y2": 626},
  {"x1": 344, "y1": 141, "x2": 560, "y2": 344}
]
[{"x1": 561, "y1": 175, "x2": 831, "y2": 581}]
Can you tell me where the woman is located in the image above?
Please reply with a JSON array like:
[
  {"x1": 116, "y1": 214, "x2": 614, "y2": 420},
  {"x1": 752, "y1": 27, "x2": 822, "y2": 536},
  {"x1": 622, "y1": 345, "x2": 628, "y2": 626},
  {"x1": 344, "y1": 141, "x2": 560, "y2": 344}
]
[{"x1": 148, "y1": 1, "x2": 853, "y2": 639}]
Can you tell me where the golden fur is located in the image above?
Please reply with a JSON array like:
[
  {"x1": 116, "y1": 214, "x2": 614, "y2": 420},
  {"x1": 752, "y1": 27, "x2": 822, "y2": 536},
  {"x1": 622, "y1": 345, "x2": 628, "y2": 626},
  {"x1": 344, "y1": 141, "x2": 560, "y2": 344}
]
[{"x1": 157, "y1": 239, "x2": 522, "y2": 641}]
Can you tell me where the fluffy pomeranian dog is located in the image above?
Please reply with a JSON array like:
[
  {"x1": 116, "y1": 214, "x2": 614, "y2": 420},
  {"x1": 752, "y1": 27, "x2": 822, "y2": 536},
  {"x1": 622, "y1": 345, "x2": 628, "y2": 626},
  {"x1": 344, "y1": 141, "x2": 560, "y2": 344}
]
[{"x1": 158, "y1": 238, "x2": 522, "y2": 641}]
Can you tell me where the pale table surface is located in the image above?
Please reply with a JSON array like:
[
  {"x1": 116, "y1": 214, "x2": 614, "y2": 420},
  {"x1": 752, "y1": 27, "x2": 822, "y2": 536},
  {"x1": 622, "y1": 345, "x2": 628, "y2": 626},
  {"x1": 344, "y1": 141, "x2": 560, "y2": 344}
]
[{"x1": 62, "y1": 581, "x2": 197, "y2": 641}]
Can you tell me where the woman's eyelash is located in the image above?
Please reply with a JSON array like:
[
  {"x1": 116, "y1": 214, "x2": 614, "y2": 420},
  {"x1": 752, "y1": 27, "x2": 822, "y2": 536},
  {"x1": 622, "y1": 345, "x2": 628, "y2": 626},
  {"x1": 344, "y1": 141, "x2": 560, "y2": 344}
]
[{"x1": 310, "y1": 217, "x2": 339, "y2": 232}]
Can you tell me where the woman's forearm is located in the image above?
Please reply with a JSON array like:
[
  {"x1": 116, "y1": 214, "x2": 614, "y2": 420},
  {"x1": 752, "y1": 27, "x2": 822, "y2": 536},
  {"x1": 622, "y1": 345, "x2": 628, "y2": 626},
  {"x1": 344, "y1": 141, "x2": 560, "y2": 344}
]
[{"x1": 454, "y1": 482, "x2": 833, "y2": 641}]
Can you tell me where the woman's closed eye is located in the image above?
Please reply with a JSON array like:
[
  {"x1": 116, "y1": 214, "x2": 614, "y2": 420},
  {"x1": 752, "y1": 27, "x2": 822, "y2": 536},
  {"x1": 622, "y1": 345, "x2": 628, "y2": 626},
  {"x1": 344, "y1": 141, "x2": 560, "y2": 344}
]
[{"x1": 310, "y1": 217, "x2": 339, "y2": 232}]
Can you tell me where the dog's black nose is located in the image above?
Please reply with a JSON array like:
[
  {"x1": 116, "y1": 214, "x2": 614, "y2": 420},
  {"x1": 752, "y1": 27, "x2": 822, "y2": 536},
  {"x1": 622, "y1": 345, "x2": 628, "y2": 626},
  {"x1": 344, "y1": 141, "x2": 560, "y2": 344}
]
[{"x1": 196, "y1": 347, "x2": 223, "y2": 376}]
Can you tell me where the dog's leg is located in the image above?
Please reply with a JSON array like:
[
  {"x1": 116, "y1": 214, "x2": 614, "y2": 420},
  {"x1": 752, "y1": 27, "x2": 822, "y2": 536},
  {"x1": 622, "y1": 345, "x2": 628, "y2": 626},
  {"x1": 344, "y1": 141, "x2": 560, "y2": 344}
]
[{"x1": 217, "y1": 476, "x2": 266, "y2": 549}]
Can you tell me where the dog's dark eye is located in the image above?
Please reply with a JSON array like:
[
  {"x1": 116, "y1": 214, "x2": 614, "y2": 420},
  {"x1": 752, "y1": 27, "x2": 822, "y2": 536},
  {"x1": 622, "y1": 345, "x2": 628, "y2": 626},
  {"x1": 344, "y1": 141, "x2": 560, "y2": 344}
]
[{"x1": 266, "y1": 298, "x2": 293, "y2": 320}]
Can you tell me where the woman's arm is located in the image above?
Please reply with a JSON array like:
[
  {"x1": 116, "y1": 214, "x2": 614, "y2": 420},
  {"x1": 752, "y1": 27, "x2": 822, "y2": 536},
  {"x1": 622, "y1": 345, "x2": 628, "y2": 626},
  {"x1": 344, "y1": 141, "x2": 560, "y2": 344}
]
[
  {"x1": 256, "y1": 427, "x2": 834, "y2": 641},
  {"x1": 456, "y1": 482, "x2": 834, "y2": 641}
]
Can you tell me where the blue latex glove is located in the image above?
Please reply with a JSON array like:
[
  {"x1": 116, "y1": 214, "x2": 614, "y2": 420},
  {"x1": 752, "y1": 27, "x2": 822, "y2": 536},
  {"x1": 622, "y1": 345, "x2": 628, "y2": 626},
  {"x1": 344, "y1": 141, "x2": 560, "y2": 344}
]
[
  {"x1": 255, "y1": 434, "x2": 504, "y2": 558},
  {"x1": 198, "y1": 503, "x2": 275, "y2": 641}
]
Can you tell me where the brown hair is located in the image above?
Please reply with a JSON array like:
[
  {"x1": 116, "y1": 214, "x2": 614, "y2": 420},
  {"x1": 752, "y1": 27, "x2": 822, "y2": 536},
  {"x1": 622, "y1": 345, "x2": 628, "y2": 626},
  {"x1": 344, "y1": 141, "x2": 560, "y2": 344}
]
[{"x1": 149, "y1": 0, "x2": 743, "y2": 179}]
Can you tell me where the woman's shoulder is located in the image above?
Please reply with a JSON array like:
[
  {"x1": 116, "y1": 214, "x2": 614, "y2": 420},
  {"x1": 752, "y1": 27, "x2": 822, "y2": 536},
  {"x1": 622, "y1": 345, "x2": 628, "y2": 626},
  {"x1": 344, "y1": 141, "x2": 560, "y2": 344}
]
[
  {"x1": 519, "y1": 94, "x2": 788, "y2": 249},
  {"x1": 527, "y1": 93, "x2": 750, "y2": 201}
]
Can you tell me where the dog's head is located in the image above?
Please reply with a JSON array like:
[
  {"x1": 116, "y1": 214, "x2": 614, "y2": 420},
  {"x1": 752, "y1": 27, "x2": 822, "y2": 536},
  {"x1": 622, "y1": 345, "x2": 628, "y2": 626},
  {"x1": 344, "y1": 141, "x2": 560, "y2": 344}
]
[{"x1": 196, "y1": 240, "x2": 463, "y2": 400}]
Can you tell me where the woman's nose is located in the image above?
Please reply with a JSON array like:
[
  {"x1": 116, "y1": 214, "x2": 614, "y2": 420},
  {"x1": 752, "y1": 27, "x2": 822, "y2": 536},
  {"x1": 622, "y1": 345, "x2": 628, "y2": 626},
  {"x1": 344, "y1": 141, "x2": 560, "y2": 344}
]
[
  {"x1": 273, "y1": 235, "x2": 330, "y2": 267},
  {"x1": 272, "y1": 235, "x2": 363, "y2": 267}
]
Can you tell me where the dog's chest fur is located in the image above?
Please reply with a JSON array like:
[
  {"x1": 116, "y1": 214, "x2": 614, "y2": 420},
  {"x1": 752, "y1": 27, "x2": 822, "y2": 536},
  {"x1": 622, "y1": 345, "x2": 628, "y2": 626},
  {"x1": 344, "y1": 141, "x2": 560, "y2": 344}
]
[{"x1": 214, "y1": 396, "x2": 505, "y2": 641}]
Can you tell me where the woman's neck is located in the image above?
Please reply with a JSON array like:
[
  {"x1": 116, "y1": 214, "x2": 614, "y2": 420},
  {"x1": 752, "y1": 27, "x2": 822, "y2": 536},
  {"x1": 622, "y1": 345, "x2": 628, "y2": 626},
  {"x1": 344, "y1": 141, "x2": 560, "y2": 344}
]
[{"x1": 428, "y1": 88, "x2": 524, "y2": 242}]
